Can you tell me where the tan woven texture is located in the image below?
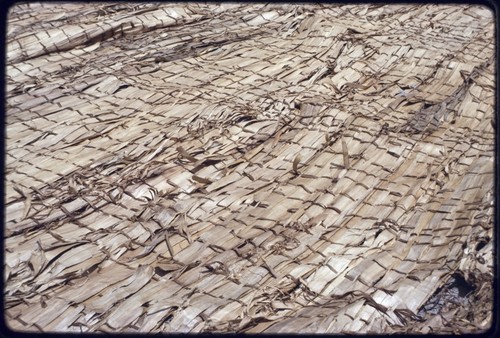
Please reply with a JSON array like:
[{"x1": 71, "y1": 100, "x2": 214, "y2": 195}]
[{"x1": 4, "y1": 2, "x2": 494, "y2": 333}]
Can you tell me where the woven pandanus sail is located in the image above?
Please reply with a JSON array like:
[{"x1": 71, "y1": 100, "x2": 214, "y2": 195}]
[{"x1": 3, "y1": 2, "x2": 494, "y2": 334}]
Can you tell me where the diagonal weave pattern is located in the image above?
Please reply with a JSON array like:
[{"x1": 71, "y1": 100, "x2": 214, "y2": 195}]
[{"x1": 4, "y1": 2, "x2": 494, "y2": 333}]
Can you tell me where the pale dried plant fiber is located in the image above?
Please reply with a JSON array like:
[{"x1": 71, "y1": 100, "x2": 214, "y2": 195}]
[{"x1": 4, "y1": 2, "x2": 494, "y2": 334}]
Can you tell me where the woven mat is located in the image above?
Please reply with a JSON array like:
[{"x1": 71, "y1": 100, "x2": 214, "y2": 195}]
[{"x1": 4, "y1": 3, "x2": 494, "y2": 333}]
